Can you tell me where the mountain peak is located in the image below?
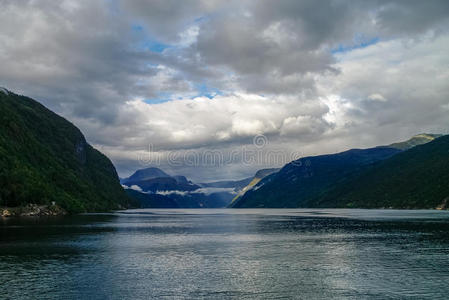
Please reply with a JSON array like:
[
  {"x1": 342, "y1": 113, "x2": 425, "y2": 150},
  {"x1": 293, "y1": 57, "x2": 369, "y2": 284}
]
[
  {"x1": 122, "y1": 167, "x2": 170, "y2": 184},
  {"x1": 0, "y1": 87, "x2": 9, "y2": 95},
  {"x1": 388, "y1": 133, "x2": 442, "y2": 150},
  {"x1": 254, "y1": 168, "x2": 280, "y2": 179}
]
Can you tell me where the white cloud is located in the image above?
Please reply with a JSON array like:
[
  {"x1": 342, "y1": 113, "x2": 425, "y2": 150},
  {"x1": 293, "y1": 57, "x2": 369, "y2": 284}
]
[
  {"x1": 368, "y1": 93, "x2": 387, "y2": 102},
  {"x1": 1, "y1": 1, "x2": 449, "y2": 181},
  {"x1": 156, "y1": 190, "x2": 189, "y2": 196},
  {"x1": 92, "y1": 93, "x2": 331, "y2": 150},
  {"x1": 193, "y1": 187, "x2": 237, "y2": 195},
  {"x1": 315, "y1": 34, "x2": 449, "y2": 146},
  {"x1": 122, "y1": 184, "x2": 143, "y2": 192}
]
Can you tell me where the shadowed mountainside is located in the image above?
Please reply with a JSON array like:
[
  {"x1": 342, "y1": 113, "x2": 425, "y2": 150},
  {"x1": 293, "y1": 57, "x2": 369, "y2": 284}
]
[
  {"x1": 312, "y1": 135, "x2": 449, "y2": 209},
  {"x1": 232, "y1": 134, "x2": 442, "y2": 208},
  {"x1": 0, "y1": 88, "x2": 130, "y2": 213}
]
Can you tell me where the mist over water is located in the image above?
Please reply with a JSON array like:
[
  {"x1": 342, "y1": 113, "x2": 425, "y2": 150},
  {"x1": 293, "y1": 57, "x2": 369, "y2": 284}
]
[{"x1": 1, "y1": 209, "x2": 449, "y2": 299}]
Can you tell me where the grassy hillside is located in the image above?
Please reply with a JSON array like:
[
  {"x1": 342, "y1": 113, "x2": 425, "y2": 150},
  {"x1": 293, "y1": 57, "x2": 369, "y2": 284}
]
[
  {"x1": 0, "y1": 89, "x2": 130, "y2": 213},
  {"x1": 312, "y1": 135, "x2": 449, "y2": 209}
]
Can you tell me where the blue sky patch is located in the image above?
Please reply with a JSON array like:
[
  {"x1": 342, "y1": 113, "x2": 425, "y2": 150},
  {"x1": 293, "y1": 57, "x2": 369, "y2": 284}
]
[
  {"x1": 143, "y1": 92, "x2": 179, "y2": 104},
  {"x1": 143, "y1": 40, "x2": 171, "y2": 53},
  {"x1": 331, "y1": 37, "x2": 380, "y2": 54},
  {"x1": 130, "y1": 24, "x2": 171, "y2": 53},
  {"x1": 194, "y1": 83, "x2": 223, "y2": 99}
]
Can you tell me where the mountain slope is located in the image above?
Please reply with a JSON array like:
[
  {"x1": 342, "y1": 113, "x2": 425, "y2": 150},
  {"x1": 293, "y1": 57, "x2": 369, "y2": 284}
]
[
  {"x1": 232, "y1": 147, "x2": 402, "y2": 208},
  {"x1": 199, "y1": 177, "x2": 253, "y2": 189},
  {"x1": 125, "y1": 189, "x2": 179, "y2": 208},
  {"x1": 121, "y1": 167, "x2": 169, "y2": 184},
  {"x1": 122, "y1": 167, "x2": 237, "y2": 208},
  {"x1": 312, "y1": 135, "x2": 449, "y2": 209},
  {"x1": 229, "y1": 168, "x2": 280, "y2": 206},
  {"x1": 388, "y1": 133, "x2": 442, "y2": 150},
  {"x1": 125, "y1": 176, "x2": 200, "y2": 193},
  {"x1": 0, "y1": 88, "x2": 129, "y2": 213}
]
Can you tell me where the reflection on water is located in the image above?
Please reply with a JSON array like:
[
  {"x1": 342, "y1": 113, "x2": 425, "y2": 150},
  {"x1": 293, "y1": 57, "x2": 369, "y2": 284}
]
[{"x1": 1, "y1": 209, "x2": 449, "y2": 299}]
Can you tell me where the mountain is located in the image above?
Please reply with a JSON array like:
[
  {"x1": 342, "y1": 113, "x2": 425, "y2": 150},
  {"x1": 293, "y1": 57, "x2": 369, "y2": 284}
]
[
  {"x1": 232, "y1": 134, "x2": 441, "y2": 208},
  {"x1": 388, "y1": 133, "x2": 442, "y2": 150},
  {"x1": 122, "y1": 167, "x2": 238, "y2": 208},
  {"x1": 122, "y1": 167, "x2": 200, "y2": 193},
  {"x1": 125, "y1": 176, "x2": 200, "y2": 193},
  {"x1": 0, "y1": 88, "x2": 130, "y2": 213},
  {"x1": 125, "y1": 189, "x2": 179, "y2": 208},
  {"x1": 168, "y1": 191, "x2": 234, "y2": 208},
  {"x1": 121, "y1": 167, "x2": 169, "y2": 184},
  {"x1": 173, "y1": 175, "x2": 190, "y2": 184},
  {"x1": 232, "y1": 147, "x2": 401, "y2": 208},
  {"x1": 229, "y1": 168, "x2": 280, "y2": 206},
  {"x1": 199, "y1": 177, "x2": 253, "y2": 189},
  {"x1": 311, "y1": 135, "x2": 449, "y2": 209}
]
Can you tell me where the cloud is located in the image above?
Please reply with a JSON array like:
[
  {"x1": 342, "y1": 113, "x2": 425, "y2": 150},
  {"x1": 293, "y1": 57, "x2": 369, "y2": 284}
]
[
  {"x1": 122, "y1": 184, "x2": 143, "y2": 192},
  {"x1": 193, "y1": 187, "x2": 237, "y2": 195},
  {"x1": 315, "y1": 33, "x2": 449, "y2": 146},
  {"x1": 156, "y1": 190, "x2": 189, "y2": 196},
  {"x1": 368, "y1": 94, "x2": 387, "y2": 102},
  {"x1": 1, "y1": 0, "x2": 448, "y2": 180}
]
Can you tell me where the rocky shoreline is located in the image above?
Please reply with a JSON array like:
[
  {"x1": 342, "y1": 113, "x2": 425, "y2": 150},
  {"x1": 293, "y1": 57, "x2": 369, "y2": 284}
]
[{"x1": 1, "y1": 203, "x2": 67, "y2": 217}]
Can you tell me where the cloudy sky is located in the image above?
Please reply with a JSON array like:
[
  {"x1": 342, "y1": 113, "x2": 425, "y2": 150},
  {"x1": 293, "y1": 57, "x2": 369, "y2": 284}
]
[{"x1": 1, "y1": 0, "x2": 448, "y2": 181}]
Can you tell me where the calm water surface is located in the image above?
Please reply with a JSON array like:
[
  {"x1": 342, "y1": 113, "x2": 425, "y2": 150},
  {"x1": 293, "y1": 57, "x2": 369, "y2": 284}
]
[{"x1": 1, "y1": 209, "x2": 449, "y2": 299}]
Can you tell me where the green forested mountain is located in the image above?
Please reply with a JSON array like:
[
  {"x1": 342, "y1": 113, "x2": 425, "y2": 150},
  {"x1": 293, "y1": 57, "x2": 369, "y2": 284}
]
[
  {"x1": 312, "y1": 135, "x2": 449, "y2": 209},
  {"x1": 0, "y1": 88, "x2": 130, "y2": 213},
  {"x1": 232, "y1": 147, "x2": 401, "y2": 208},
  {"x1": 232, "y1": 134, "x2": 443, "y2": 208}
]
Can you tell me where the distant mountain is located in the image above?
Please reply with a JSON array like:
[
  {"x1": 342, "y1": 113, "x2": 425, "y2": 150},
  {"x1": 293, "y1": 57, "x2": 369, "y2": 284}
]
[
  {"x1": 232, "y1": 147, "x2": 402, "y2": 208},
  {"x1": 125, "y1": 189, "x2": 179, "y2": 208},
  {"x1": 126, "y1": 176, "x2": 200, "y2": 193},
  {"x1": 229, "y1": 168, "x2": 280, "y2": 206},
  {"x1": 124, "y1": 185, "x2": 235, "y2": 208},
  {"x1": 254, "y1": 168, "x2": 281, "y2": 178},
  {"x1": 168, "y1": 191, "x2": 234, "y2": 208},
  {"x1": 311, "y1": 135, "x2": 449, "y2": 209},
  {"x1": 388, "y1": 133, "x2": 442, "y2": 150},
  {"x1": 0, "y1": 88, "x2": 130, "y2": 213},
  {"x1": 173, "y1": 175, "x2": 190, "y2": 184},
  {"x1": 123, "y1": 167, "x2": 239, "y2": 208},
  {"x1": 121, "y1": 167, "x2": 169, "y2": 184},
  {"x1": 122, "y1": 166, "x2": 200, "y2": 194},
  {"x1": 232, "y1": 134, "x2": 441, "y2": 208},
  {"x1": 199, "y1": 177, "x2": 253, "y2": 189}
]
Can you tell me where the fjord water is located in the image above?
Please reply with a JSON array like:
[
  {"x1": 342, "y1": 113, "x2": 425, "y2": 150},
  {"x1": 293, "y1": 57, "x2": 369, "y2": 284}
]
[{"x1": 1, "y1": 209, "x2": 449, "y2": 299}]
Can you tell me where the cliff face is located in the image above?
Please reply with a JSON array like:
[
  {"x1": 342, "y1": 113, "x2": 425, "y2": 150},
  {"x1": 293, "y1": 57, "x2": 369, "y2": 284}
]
[{"x1": 0, "y1": 88, "x2": 130, "y2": 213}]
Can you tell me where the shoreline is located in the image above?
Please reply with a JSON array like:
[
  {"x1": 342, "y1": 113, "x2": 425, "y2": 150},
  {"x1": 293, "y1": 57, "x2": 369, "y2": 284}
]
[
  {"x1": 2, "y1": 205, "x2": 447, "y2": 218},
  {"x1": 1, "y1": 204, "x2": 67, "y2": 217}
]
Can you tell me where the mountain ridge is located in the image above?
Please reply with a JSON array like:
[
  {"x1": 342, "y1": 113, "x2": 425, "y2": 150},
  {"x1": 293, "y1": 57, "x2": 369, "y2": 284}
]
[
  {"x1": 232, "y1": 133, "x2": 442, "y2": 208},
  {"x1": 311, "y1": 135, "x2": 449, "y2": 209}
]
